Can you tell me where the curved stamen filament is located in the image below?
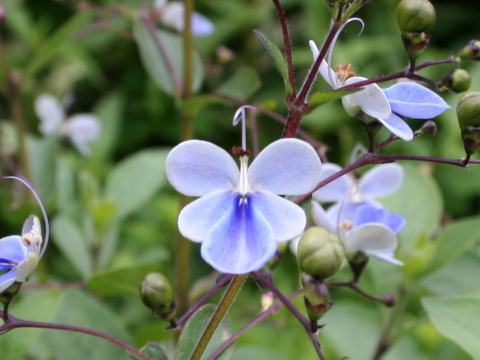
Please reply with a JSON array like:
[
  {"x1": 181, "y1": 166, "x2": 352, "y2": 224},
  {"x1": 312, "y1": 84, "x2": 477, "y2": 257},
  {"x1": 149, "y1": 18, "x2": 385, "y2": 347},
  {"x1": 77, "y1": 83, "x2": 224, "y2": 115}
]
[{"x1": 232, "y1": 105, "x2": 255, "y2": 151}]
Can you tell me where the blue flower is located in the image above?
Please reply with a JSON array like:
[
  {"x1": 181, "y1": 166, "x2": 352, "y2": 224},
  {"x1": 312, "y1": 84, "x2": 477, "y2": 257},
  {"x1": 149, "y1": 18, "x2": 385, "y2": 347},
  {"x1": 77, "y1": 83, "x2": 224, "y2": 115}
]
[
  {"x1": 0, "y1": 216, "x2": 43, "y2": 293},
  {"x1": 154, "y1": 0, "x2": 214, "y2": 36},
  {"x1": 166, "y1": 138, "x2": 322, "y2": 274},
  {"x1": 312, "y1": 201, "x2": 404, "y2": 265},
  {"x1": 310, "y1": 40, "x2": 451, "y2": 140}
]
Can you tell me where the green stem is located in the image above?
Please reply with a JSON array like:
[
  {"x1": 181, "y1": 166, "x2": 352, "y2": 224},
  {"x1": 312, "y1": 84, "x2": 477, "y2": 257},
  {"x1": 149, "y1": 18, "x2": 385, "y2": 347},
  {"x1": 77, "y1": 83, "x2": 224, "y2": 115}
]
[
  {"x1": 191, "y1": 274, "x2": 247, "y2": 360},
  {"x1": 0, "y1": 33, "x2": 30, "y2": 179}
]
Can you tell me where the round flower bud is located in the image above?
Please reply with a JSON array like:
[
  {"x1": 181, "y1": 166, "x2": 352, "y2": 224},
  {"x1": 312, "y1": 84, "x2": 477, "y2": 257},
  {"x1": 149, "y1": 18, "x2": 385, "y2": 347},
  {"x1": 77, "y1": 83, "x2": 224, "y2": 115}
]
[
  {"x1": 457, "y1": 91, "x2": 480, "y2": 157},
  {"x1": 459, "y1": 40, "x2": 480, "y2": 61},
  {"x1": 396, "y1": 0, "x2": 436, "y2": 34},
  {"x1": 297, "y1": 227, "x2": 345, "y2": 280},
  {"x1": 139, "y1": 272, "x2": 175, "y2": 320},
  {"x1": 444, "y1": 69, "x2": 471, "y2": 93},
  {"x1": 301, "y1": 274, "x2": 332, "y2": 323},
  {"x1": 457, "y1": 91, "x2": 480, "y2": 129}
]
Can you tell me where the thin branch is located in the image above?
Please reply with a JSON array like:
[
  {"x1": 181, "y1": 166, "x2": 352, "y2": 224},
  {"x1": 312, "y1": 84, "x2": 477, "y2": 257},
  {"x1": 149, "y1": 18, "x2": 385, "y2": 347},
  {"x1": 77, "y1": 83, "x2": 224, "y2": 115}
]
[
  {"x1": 252, "y1": 272, "x2": 326, "y2": 360},
  {"x1": 0, "y1": 312, "x2": 151, "y2": 360},
  {"x1": 271, "y1": 0, "x2": 295, "y2": 95},
  {"x1": 208, "y1": 290, "x2": 303, "y2": 359}
]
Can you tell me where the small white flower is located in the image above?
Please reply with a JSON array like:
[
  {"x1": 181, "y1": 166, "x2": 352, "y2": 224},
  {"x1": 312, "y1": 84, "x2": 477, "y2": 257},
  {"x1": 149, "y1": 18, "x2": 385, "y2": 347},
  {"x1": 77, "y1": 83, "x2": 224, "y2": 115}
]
[{"x1": 35, "y1": 94, "x2": 101, "y2": 156}]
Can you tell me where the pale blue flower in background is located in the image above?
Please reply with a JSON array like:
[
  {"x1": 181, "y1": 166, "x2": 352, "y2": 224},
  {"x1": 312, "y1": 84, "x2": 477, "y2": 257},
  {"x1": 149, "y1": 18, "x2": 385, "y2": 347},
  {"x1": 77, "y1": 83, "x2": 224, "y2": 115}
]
[
  {"x1": 166, "y1": 138, "x2": 322, "y2": 274},
  {"x1": 154, "y1": 0, "x2": 214, "y2": 36},
  {"x1": 35, "y1": 94, "x2": 101, "y2": 156},
  {"x1": 309, "y1": 40, "x2": 451, "y2": 140},
  {"x1": 312, "y1": 201, "x2": 404, "y2": 265}
]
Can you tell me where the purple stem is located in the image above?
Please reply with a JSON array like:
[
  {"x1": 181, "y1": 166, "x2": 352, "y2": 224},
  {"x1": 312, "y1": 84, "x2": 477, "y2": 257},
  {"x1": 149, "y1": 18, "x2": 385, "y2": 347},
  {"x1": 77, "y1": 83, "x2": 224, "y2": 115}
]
[
  {"x1": 208, "y1": 290, "x2": 303, "y2": 359},
  {"x1": 140, "y1": 10, "x2": 183, "y2": 95},
  {"x1": 328, "y1": 281, "x2": 394, "y2": 306},
  {"x1": 252, "y1": 272, "x2": 326, "y2": 360},
  {"x1": 0, "y1": 312, "x2": 151, "y2": 360},
  {"x1": 271, "y1": 0, "x2": 295, "y2": 95},
  {"x1": 173, "y1": 274, "x2": 234, "y2": 330}
]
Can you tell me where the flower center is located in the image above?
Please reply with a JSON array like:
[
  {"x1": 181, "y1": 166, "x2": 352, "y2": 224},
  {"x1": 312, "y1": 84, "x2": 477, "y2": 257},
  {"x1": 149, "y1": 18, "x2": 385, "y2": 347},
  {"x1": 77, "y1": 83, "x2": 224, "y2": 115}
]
[{"x1": 335, "y1": 64, "x2": 356, "y2": 85}]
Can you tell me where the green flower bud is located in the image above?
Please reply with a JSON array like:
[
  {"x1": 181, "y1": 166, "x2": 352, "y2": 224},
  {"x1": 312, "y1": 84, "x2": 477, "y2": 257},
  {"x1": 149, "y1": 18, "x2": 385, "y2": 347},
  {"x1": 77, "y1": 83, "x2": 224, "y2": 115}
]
[
  {"x1": 396, "y1": 0, "x2": 436, "y2": 34},
  {"x1": 459, "y1": 40, "x2": 480, "y2": 61},
  {"x1": 0, "y1": 281, "x2": 22, "y2": 307},
  {"x1": 139, "y1": 273, "x2": 175, "y2": 320},
  {"x1": 401, "y1": 32, "x2": 431, "y2": 60},
  {"x1": 297, "y1": 227, "x2": 345, "y2": 280},
  {"x1": 457, "y1": 91, "x2": 480, "y2": 158},
  {"x1": 443, "y1": 69, "x2": 471, "y2": 93},
  {"x1": 301, "y1": 274, "x2": 332, "y2": 323}
]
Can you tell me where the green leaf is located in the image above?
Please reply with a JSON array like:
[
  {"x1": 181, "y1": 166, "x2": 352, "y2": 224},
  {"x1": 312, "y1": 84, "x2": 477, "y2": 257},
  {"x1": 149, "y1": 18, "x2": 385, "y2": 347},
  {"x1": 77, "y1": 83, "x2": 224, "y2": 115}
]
[
  {"x1": 105, "y1": 149, "x2": 168, "y2": 218},
  {"x1": 26, "y1": 12, "x2": 91, "y2": 76},
  {"x1": 39, "y1": 289, "x2": 131, "y2": 360},
  {"x1": 180, "y1": 95, "x2": 230, "y2": 110},
  {"x1": 0, "y1": 291, "x2": 63, "y2": 360},
  {"x1": 174, "y1": 305, "x2": 233, "y2": 360},
  {"x1": 51, "y1": 215, "x2": 93, "y2": 279},
  {"x1": 254, "y1": 30, "x2": 293, "y2": 96},
  {"x1": 216, "y1": 66, "x2": 261, "y2": 100},
  {"x1": 308, "y1": 88, "x2": 360, "y2": 109},
  {"x1": 423, "y1": 296, "x2": 480, "y2": 360},
  {"x1": 424, "y1": 216, "x2": 480, "y2": 276},
  {"x1": 133, "y1": 16, "x2": 204, "y2": 95},
  {"x1": 27, "y1": 135, "x2": 57, "y2": 198},
  {"x1": 87, "y1": 263, "x2": 160, "y2": 296},
  {"x1": 128, "y1": 343, "x2": 169, "y2": 360}
]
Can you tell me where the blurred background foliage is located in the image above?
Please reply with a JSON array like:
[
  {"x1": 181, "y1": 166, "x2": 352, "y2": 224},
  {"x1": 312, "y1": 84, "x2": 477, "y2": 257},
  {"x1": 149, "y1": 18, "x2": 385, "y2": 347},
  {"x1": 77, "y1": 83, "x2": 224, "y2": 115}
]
[{"x1": 0, "y1": 0, "x2": 480, "y2": 359}]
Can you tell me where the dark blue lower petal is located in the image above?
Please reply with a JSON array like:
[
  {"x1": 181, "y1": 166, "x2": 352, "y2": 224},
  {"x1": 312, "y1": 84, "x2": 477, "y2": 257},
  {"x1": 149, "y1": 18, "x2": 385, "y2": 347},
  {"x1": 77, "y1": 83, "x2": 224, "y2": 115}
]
[{"x1": 201, "y1": 195, "x2": 276, "y2": 274}]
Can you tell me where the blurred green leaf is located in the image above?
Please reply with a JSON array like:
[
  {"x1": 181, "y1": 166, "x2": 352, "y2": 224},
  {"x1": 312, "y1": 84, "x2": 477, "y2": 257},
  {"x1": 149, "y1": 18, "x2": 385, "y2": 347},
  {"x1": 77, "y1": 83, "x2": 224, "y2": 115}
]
[
  {"x1": 40, "y1": 289, "x2": 131, "y2": 360},
  {"x1": 423, "y1": 216, "x2": 480, "y2": 277},
  {"x1": 51, "y1": 215, "x2": 93, "y2": 279},
  {"x1": 128, "y1": 342, "x2": 169, "y2": 360},
  {"x1": 423, "y1": 296, "x2": 480, "y2": 360},
  {"x1": 380, "y1": 164, "x2": 443, "y2": 254},
  {"x1": 174, "y1": 304, "x2": 233, "y2": 360},
  {"x1": 105, "y1": 149, "x2": 168, "y2": 218},
  {"x1": 27, "y1": 136, "x2": 57, "y2": 198},
  {"x1": 88, "y1": 263, "x2": 160, "y2": 296},
  {"x1": 308, "y1": 88, "x2": 359, "y2": 109},
  {"x1": 133, "y1": 17, "x2": 204, "y2": 95},
  {"x1": 26, "y1": 12, "x2": 91, "y2": 76},
  {"x1": 254, "y1": 30, "x2": 293, "y2": 96},
  {"x1": 231, "y1": 346, "x2": 288, "y2": 360},
  {"x1": 216, "y1": 66, "x2": 261, "y2": 101},
  {"x1": 0, "y1": 291, "x2": 63, "y2": 360},
  {"x1": 180, "y1": 95, "x2": 230, "y2": 110}
]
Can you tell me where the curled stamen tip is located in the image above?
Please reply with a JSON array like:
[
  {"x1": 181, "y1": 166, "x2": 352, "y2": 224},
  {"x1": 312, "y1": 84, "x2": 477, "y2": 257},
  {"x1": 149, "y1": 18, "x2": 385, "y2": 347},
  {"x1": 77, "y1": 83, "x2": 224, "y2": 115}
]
[
  {"x1": 346, "y1": 17, "x2": 365, "y2": 36},
  {"x1": 232, "y1": 105, "x2": 255, "y2": 125}
]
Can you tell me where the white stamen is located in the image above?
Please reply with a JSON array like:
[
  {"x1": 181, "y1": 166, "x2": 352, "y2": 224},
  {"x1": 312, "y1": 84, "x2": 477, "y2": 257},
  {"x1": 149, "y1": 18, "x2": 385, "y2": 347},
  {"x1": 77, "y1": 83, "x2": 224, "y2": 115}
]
[
  {"x1": 238, "y1": 156, "x2": 251, "y2": 196},
  {"x1": 233, "y1": 105, "x2": 255, "y2": 151}
]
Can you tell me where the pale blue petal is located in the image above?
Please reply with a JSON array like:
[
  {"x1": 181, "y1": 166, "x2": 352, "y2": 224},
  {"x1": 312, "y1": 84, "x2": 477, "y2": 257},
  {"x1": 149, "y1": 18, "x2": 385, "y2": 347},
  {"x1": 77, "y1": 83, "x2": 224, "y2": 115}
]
[
  {"x1": 344, "y1": 77, "x2": 391, "y2": 119},
  {"x1": 371, "y1": 252, "x2": 403, "y2": 265},
  {"x1": 359, "y1": 163, "x2": 404, "y2": 199},
  {"x1": 313, "y1": 163, "x2": 354, "y2": 202},
  {"x1": 0, "y1": 235, "x2": 27, "y2": 264},
  {"x1": 309, "y1": 40, "x2": 336, "y2": 87},
  {"x1": 178, "y1": 190, "x2": 234, "y2": 242},
  {"x1": 0, "y1": 270, "x2": 17, "y2": 293},
  {"x1": 252, "y1": 191, "x2": 306, "y2": 242},
  {"x1": 166, "y1": 140, "x2": 239, "y2": 196},
  {"x1": 384, "y1": 82, "x2": 451, "y2": 119},
  {"x1": 378, "y1": 113, "x2": 414, "y2": 141},
  {"x1": 329, "y1": 200, "x2": 362, "y2": 224},
  {"x1": 354, "y1": 203, "x2": 406, "y2": 234},
  {"x1": 248, "y1": 138, "x2": 322, "y2": 195},
  {"x1": 35, "y1": 94, "x2": 65, "y2": 135},
  {"x1": 191, "y1": 13, "x2": 214, "y2": 36},
  {"x1": 201, "y1": 195, "x2": 276, "y2": 274},
  {"x1": 346, "y1": 224, "x2": 397, "y2": 257},
  {"x1": 311, "y1": 202, "x2": 337, "y2": 233}
]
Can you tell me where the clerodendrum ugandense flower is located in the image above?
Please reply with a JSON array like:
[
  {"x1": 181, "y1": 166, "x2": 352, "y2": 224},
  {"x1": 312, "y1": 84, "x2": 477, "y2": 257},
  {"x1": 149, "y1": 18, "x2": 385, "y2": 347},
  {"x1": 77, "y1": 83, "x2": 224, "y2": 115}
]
[
  {"x1": 154, "y1": 0, "x2": 215, "y2": 36},
  {"x1": 310, "y1": 163, "x2": 406, "y2": 265},
  {"x1": 309, "y1": 40, "x2": 450, "y2": 141},
  {"x1": 0, "y1": 177, "x2": 49, "y2": 293},
  {"x1": 35, "y1": 94, "x2": 101, "y2": 156},
  {"x1": 166, "y1": 110, "x2": 322, "y2": 274}
]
